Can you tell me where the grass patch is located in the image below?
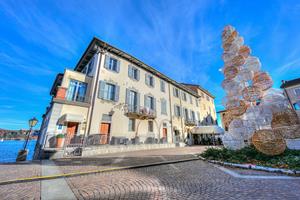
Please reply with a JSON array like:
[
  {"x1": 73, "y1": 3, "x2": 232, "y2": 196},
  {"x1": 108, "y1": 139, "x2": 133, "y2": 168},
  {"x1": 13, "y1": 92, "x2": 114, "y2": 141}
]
[{"x1": 200, "y1": 146, "x2": 300, "y2": 170}]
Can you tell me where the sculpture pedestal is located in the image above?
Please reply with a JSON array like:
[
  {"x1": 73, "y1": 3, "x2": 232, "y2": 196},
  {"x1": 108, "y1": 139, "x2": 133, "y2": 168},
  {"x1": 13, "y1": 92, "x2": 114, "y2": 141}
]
[{"x1": 286, "y1": 139, "x2": 300, "y2": 150}]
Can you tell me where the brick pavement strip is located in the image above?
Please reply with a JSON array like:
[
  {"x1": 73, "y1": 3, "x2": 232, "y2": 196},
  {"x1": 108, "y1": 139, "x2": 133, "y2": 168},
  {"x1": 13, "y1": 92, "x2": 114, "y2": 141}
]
[{"x1": 0, "y1": 161, "x2": 41, "y2": 200}]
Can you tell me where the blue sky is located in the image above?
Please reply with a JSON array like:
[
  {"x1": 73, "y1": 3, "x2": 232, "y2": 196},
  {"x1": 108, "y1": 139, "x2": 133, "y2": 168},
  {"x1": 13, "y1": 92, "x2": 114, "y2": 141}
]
[{"x1": 0, "y1": 0, "x2": 300, "y2": 129}]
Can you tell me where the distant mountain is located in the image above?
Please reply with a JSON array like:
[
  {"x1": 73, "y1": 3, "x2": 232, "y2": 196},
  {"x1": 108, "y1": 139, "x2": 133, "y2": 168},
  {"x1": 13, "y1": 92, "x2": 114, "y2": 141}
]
[{"x1": 0, "y1": 128, "x2": 39, "y2": 140}]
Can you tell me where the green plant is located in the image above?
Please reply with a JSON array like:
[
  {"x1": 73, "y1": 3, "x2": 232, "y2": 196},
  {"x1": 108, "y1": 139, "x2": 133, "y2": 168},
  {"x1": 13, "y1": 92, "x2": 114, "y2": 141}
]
[
  {"x1": 56, "y1": 134, "x2": 65, "y2": 138},
  {"x1": 200, "y1": 146, "x2": 300, "y2": 170}
]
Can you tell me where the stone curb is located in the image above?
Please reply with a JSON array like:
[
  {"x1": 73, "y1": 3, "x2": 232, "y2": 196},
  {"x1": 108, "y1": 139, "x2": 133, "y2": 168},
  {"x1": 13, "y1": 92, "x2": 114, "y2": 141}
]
[
  {"x1": 0, "y1": 157, "x2": 200, "y2": 186},
  {"x1": 204, "y1": 158, "x2": 300, "y2": 176}
]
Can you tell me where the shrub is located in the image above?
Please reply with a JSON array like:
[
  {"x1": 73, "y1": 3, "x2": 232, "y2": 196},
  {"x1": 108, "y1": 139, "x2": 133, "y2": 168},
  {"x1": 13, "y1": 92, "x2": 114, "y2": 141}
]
[
  {"x1": 56, "y1": 134, "x2": 65, "y2": 139},
  {"x1": 200, "y1": 146, "x2": 300, "y2": 170}
]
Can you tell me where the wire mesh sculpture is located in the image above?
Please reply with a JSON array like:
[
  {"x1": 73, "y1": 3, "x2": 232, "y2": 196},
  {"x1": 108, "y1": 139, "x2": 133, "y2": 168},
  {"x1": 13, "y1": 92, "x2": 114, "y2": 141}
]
[{"x1": 220, "y1": 25, "x2": 300, "y2": 155}]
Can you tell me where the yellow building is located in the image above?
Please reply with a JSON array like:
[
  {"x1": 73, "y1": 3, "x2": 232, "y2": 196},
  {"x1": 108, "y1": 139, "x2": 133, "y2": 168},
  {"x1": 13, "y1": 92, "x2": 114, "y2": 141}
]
[{"x1": 35, "y1": 37, "x2": 218, "y2": 158}]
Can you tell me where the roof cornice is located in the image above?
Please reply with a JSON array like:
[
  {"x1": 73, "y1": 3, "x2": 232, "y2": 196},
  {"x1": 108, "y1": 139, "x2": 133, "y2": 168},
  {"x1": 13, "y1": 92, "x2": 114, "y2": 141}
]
[{"x1": 74, "y1": 37, "x2": 200, "y2": 97}]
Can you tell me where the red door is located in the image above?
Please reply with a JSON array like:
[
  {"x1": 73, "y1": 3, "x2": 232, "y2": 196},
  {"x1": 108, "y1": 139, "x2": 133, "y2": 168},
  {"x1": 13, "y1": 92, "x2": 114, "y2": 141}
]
[
  {"x1": 66, "y1": 122, "x2": 78, "y2": 144},
  {"x1": 163, "y1": 128, "x2": 167, "y2": 140},
  {"x1": 99, "y1": 123, "x2": 110, "y2": 144}
]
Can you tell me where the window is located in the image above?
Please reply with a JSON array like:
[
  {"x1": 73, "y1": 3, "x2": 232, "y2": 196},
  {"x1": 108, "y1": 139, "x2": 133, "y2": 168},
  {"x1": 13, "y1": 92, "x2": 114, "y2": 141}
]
[
  {"x1": 295, "y1": 88, "x2": 300, "y2": 97},
  {"x1": 201, "y1": 92, "x2": 204, "y2": 98},
  {"x1": 182, "y1": 92, "x2": 187, "y2": 101},
  {"x1": 174, "y1": 105, "x2": 181, "y2": 117},
  {"x1": 99, "y1": 81, "x2": 119, "y2": 102},
  {"x1": 128, "y1": 65, "x2": 140, "y2": 81},
  {"x1": 66, "y1": 80, "x2": 87, "y2": 102},
  {"x1": 206, "y1": 95, "x2": 210, "y2": 101},
  {"x1": 128, "y1": 118, "x2": 135, "y2": 131},
  {"x1": 161, "y1": 99, "x2": 167, "y2": 115},
  {"x1": 196, "y1": 99, "x2": 199, "y2": 107},
  {"x1": 145, "y1": 74, "x2": 155, "y2": 87},
  {"x1": 173, "y1": 87, "x2": 180, "y2": 98},
  {"x1": 82, "y1": 57, "x2": 95, "y2": 76},
  {"x1": 294, "y1": 103, "x2": 300, "y2": 110},
  {"x1": 160, "y1": 80, "x2": 166, "y2": 92},
  {"x1": 104, "y1": 55, "x2": 120, "y2": 72},
  {"x1": 126, "y1": 90, "x2": 138, "y2": 111},
  {"x1": 184, "y1": 108, "x2": 189, "y2": 120},
  {"x1": 145, "y1": 95, "x2": 155, "y2": 110},
  {"x1": 191, "y1": 110, "x2": 195, "y2": 121},
  {"x1": 148, "y1": 121, "x2": 154, "y2": 132},
  {"x1": 189, "y1": 95, "x2": 193, "y2": 104}
]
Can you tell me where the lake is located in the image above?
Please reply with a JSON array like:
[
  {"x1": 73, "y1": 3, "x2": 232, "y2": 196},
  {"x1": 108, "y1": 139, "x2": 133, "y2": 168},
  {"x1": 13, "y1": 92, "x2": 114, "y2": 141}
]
[{"x1": 0, "y1": 140, "x2": 37, "y2": 163}]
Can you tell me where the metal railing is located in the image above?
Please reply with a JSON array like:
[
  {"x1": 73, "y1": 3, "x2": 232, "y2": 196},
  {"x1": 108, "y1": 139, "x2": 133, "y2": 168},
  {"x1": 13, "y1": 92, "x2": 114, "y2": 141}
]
[
  {"x1": 125, "y1": 105, "x2": 156, "y2": 119},
  {"x1": 184, "y1": 119, "x2": 197, "y2": 126}
]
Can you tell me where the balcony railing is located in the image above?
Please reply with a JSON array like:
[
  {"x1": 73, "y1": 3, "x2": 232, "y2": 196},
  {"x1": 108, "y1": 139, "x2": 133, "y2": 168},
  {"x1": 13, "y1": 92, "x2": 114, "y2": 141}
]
[
  {"x1": 185, "y1": 119, "x2": 197, "y2": 126},
  {"x1": 125, "y1": 105, "x2": 156, "y2": 119}
]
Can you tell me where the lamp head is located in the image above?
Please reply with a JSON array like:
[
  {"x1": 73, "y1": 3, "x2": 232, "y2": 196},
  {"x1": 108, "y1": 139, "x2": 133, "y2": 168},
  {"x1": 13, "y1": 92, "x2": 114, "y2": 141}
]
[{"x1": 29, "y1": 117, "x2": 38, "y2": 128}]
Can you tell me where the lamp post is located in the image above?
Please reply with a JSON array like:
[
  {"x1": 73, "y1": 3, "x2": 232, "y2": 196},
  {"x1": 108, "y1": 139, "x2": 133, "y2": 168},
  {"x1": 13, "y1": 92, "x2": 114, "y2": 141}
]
[{"x1": 16, "y1": 117, "x2": 38, "y2": 162}]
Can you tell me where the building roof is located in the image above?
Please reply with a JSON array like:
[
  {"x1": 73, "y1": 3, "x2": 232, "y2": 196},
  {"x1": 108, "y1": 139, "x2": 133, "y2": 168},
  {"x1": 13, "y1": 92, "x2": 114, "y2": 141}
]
[
  {"x1": 74, "y1": 37, "x2": 200, "y2": 97},
  {"x1": 280, "y1": 78, "x2": 300, "y2": 88},
  {"x1": 180, "y1": 83, "x2": 215, "y2": 98}
]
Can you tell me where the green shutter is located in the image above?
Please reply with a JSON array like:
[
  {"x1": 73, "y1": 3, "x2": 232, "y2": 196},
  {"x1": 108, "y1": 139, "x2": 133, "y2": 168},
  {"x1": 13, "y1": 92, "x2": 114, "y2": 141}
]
[
  {"x1": 98, "y1": 81, "x2": 106, "y2": 99},
  {"x1": 114, "y1": 85, "x2": 120, "y2": 102},
  {"x1": 116, "y1": 59, "x2": 120, "y2": 73},
  {"x1": 104, "y1": 55, "x2": 110, "y2": 69}
]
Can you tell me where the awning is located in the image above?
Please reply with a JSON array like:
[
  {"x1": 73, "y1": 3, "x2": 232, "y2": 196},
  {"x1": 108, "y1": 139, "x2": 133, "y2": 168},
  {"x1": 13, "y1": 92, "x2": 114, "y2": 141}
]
[
  {"x1": 191, "y1": 125, "x2": 224, "y2": 135},
  {"x1": 58, "y1": 114, "x2": 84, "y2": 124}
]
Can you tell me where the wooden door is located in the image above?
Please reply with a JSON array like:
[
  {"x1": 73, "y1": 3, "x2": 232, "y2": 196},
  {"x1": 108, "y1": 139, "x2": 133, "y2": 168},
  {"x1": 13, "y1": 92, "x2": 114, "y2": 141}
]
[
  {"x1": 99, "y1": 123, "x2": 110, "y2": 144},
  {"x1": 66, "y1": 122, "x2": 78, "y2": 144},
  {"x1": 162, "y1": 128, "x2": 167, "y2": 140}
]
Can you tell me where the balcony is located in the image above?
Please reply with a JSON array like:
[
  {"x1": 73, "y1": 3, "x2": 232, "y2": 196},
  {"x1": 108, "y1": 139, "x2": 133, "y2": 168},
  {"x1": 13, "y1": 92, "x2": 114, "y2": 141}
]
[
  {"x1": 50, "y1": 70, "x2": 92, "y2": 108},
  {"x1": 125, "y1": 105, "x2": 156, "y2": 119},
  {"x1": 185, "y1": 119, "x2": 197, "y2": 126}
]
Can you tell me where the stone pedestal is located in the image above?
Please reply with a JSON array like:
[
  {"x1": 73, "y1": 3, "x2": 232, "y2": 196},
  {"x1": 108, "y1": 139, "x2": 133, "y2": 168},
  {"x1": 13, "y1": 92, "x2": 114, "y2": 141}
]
[
  {"x1": 16, "y1": 149, "x2": 28, "y2": 162},
  {"x1": 286, "y1": 139, "x2": 300, "y2": 150}
]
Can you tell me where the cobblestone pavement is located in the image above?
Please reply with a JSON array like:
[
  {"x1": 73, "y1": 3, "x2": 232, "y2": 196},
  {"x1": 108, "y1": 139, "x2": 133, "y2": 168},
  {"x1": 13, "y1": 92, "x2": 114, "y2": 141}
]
[
  {"x1": 0, "y1": 161, "x2": 41, "y2": 200},
  {"x1": 67, "y1": 160, "x2": 300, "y2": 200},
  {"x1": 1, "y1": 146, "x2": 300, "y2": 200},
  {"x1": 55, "y1": 146, "x2": 209, "y2": 174}
]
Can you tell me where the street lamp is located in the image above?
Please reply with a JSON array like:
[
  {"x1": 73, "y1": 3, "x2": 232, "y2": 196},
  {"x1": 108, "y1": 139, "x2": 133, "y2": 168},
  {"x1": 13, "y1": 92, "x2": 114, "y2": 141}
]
[{"x1": 16, "y1": 117, "x2": 38, "y2": 162}]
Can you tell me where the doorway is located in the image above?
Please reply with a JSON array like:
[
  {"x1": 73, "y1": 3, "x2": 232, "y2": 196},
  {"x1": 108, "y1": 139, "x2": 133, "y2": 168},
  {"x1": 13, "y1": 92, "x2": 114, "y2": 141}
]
[
  {"x1": 66, "y1": 122, "x2": 78, "y2": 144},
  {"x1": 162, "y1": 128, "x2": 167, "y2": 143},
  {"x1": 99, "y1": 122, "x2": 111, "y2": 144}
]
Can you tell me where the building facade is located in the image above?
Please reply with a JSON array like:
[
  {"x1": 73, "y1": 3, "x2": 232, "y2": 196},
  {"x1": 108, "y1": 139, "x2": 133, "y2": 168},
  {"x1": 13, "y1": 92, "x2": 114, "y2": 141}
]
[
  {"x1": 35, "y1": 38, "x2": 217, "y2": 157},
  {"x1": 281, "y1": 78, "x2": 300, "y2": 120}
]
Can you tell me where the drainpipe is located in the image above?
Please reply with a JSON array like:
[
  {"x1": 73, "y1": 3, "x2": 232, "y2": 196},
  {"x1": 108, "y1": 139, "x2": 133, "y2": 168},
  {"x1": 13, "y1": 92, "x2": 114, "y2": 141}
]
[
  {"x1": 179, "y1": 92, "x2": 184, "y2": 143},
  {"x1": 83, "y1": 47, "x2": 105, "y2": 145},
  {"x1": 167, "y1": 83, "x2": 174, "y2": 143}
]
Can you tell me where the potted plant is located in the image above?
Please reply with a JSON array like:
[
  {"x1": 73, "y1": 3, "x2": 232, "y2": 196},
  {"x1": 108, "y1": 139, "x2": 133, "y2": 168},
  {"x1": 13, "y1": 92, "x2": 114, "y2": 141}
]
[{"x1": 56, "y1": 134, "x2": 65, "y2": 148}]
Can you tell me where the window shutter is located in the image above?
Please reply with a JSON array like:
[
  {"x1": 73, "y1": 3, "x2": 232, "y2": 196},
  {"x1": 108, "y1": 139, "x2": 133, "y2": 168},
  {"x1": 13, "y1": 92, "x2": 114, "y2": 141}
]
[
  {"x1": 128, "y1": 65, "x2": 132, "y2": 78},
  {"x1": 145, "y1": 74, "x2": 148, "y2": 86},
  {"x1": 98, "y1": 81, "x2": 106, "y2": 99},
  {"x1": 153, "y1": 97, "x2": 156, "y2": 112},
  {"x1": 152, "y1": 76, "x2": 155, "y2": 87},
  {"x1": 136, "y1": 91, "x2": 140, "y2": 109},
  {"x1": 116, "y1": 59, "x2": 120, "y2": 73},
  {"x1": 136, "y1": 69, "x2": 140, "y2": 81},
  {"x1": 125, "y1": 89, "x2": 130, "y2": 105},
  {"x1": 114, "y1": 85, "x2": 120, "y2": 102},
  {"x1": 104, "y1": 55, "x2": 110, "y2": 69},
  {"x1": 144, "y1": 95, "x2": 147, "y2": 107},
  {"x1": 174, "y1": 105, "x2": 177, "y2": 116}
]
